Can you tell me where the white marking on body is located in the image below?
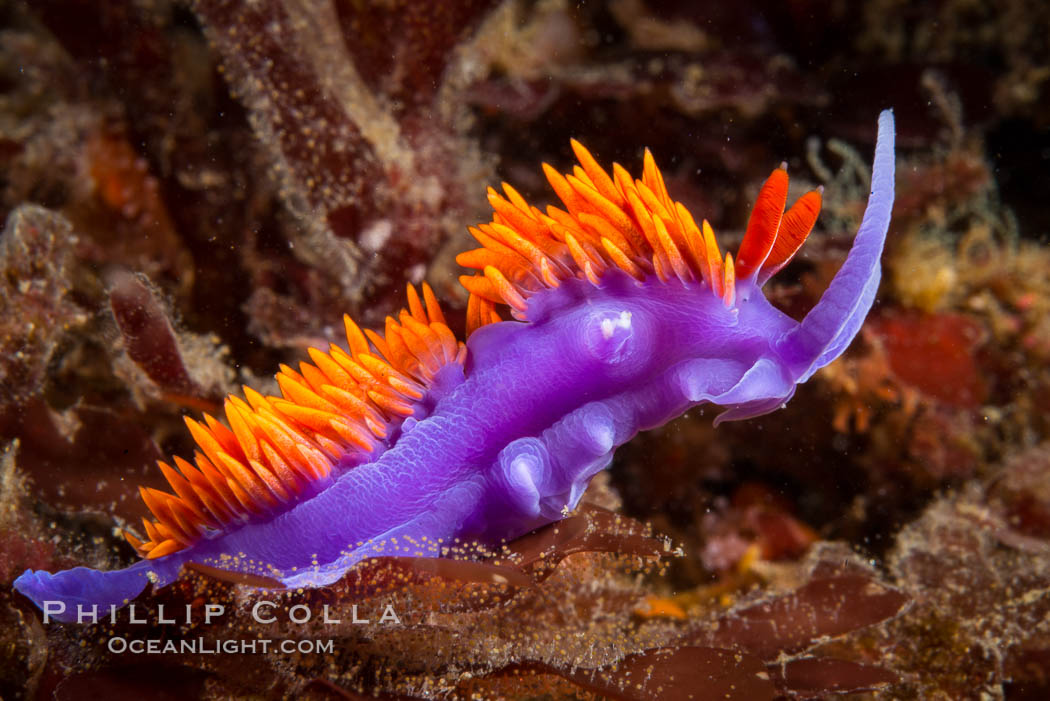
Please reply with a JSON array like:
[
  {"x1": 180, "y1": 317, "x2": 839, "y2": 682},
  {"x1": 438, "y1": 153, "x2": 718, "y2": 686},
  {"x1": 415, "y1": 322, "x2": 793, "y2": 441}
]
[
  {"x1": 600, "y1": 310, "x2": 632, "y2": 339},
  {"x1": 511, "y1": 457, "x2": 534, "y2": 487},
  {"x1": 591, "y1": 423, "x2": 614, "y2": 453}
]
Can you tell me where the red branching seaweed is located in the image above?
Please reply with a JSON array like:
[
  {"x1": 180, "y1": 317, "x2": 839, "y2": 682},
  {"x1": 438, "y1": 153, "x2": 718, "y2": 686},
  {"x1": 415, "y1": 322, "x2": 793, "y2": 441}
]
[
  {"x1": 109, "y1": 271, "x2": 203, "y2": 399},
  {"x1": 690, "y1": 574, "x2": 909, "y2": 658},
  {"x1": 191, "y1": 0, "x2": 496, "y2": 331},
  {"x1": 770, "y1": 657, "x2": 898, "y2": 696},
  {"x1": 519, "y1": 646, "x2": 776, "y2": 701}
]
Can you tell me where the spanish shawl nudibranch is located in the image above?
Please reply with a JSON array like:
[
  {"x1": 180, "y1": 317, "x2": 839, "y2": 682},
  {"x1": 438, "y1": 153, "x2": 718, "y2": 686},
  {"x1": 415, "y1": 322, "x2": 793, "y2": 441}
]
[{"x1": 15, "y1": 112, "x2": 895, "y2": 622}]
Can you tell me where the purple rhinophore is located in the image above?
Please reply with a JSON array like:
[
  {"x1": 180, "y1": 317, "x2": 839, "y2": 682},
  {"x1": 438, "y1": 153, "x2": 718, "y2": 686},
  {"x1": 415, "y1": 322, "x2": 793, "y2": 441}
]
[{"x1": 14, "y1": 112, "x2": 895, "y2": 623}]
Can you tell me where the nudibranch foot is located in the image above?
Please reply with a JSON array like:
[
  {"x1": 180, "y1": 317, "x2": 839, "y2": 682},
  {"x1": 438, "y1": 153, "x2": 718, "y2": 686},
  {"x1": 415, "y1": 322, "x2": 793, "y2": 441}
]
[{"x1": 15, "y1": 111, "x2": 895, "y2": 623}]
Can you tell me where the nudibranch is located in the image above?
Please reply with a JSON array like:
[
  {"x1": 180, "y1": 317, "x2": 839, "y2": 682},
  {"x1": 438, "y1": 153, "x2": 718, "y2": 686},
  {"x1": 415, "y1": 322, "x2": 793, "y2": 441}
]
[{"x1": 15, "y1": 112, "x2": 895, "y2": 622}]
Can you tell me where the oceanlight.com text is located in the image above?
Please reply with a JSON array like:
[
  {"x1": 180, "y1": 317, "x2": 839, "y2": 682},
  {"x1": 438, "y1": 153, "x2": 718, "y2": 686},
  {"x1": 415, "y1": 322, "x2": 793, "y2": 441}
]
[{"x1": 108, "y1": 637, "x2": 335, "y2": 655}]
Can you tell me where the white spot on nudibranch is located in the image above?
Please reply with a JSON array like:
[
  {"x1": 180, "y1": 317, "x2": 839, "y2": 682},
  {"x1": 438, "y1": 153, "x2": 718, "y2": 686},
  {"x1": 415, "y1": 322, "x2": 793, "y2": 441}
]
[{"x1": 600, "y1": 310, "x2": 632, "y2": 340}]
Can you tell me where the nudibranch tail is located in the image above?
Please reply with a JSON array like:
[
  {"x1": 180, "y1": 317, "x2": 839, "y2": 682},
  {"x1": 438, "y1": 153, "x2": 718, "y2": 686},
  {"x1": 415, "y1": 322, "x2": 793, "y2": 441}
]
[
  {"x1": 129, "y1": 282, "x2": 466, "y2": 559},
  {"x1": 457, "y1": 136, "x2": 828, "y2": 328}
]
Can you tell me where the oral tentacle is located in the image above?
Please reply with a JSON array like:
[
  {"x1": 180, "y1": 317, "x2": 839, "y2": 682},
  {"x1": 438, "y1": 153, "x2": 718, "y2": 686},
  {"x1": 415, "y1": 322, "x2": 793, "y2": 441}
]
[{"x1": 776, "y1": 109, "x2": 896, "y2": 381}]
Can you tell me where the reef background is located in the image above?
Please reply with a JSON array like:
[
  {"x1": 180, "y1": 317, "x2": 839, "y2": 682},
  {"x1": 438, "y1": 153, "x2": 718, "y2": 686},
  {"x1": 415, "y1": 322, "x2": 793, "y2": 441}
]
[{"x1": 1, "y1": 0, "x2": 1049, "y2": 699}]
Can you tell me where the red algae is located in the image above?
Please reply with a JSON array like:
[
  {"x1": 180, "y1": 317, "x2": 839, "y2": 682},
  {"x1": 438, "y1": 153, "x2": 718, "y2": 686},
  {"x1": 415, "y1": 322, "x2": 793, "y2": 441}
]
[
  {"x1": 869, "y1": 310, "x2": 987, "y2": 408},
  {"x1": 108, "y1": 271, "x2": 206, "y2": 401},
  {"x1": 0, "y1": 207, "x2": 82, "y2": 409}
]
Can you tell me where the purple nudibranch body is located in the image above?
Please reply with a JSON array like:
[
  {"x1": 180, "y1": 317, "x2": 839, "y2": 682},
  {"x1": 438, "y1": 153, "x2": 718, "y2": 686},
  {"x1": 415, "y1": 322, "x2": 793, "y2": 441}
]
[{"x1": 15, "y1": 111, "x2": 895, "y2": 622}]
